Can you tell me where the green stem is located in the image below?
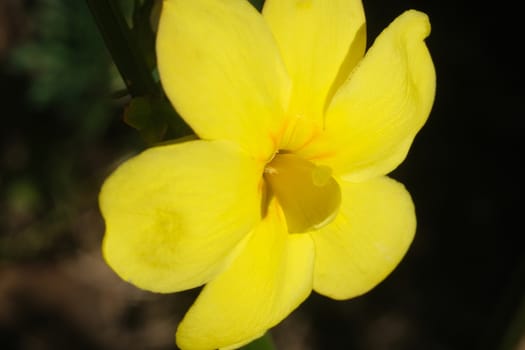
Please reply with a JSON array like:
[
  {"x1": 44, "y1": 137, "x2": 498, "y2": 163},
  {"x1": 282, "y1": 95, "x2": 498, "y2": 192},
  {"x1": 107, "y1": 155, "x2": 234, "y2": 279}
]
[
  {"x1": 240, "y1": 333, "x2": 277, "y2": 350},
  {"x1": 85, "y1": 0, "x2": 158, "y2": 97}
]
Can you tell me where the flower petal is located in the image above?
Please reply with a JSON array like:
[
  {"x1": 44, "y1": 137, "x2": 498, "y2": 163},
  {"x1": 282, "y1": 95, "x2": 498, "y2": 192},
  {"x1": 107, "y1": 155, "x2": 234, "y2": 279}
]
[
  {"x1": 157, "y1": 0, "x2": 290, "y2": 159},
  {"x1": 301, "y1": 10, "x2": 435, "y2": 181},
  {"x1": 263, "y1": 0, "x2": 365, "y2": 124},
  {"x1": 100, "y1": 140, "x2": 262, "y2": 293},
  {"x1": 312, "y1": 176, "x2": 415, "y2": 300},
  {"x1": 176, "y1": 201, "x2": 314, "y2": 350}
]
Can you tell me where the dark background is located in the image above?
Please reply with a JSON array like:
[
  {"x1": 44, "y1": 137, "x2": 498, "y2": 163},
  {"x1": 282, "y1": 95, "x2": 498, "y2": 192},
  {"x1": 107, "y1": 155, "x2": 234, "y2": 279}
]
[{"x1": 1, "y1": 0, "x2": 523, "y2": 349}]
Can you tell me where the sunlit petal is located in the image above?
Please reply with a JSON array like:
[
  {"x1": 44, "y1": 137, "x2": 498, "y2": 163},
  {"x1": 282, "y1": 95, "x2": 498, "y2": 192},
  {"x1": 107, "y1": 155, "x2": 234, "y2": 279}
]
[
  {"x1": 263, "y1": 0, "x2": 365, "y2": 124},
  {"x1": 157, "y1": 0, "x2": 290, "y2": 158},
  {"x1": 100, "y1": 140, "x2": 262, "y2": 293},
  {"x1": 312, "y1": 176, "x2": 416, "y2": 299},
  {"x1": 176, "y1": 202, "x2": 314, "y2": 350},
  {"x1": 300, "y1": 10, "x2": 435, "y2": 181}
]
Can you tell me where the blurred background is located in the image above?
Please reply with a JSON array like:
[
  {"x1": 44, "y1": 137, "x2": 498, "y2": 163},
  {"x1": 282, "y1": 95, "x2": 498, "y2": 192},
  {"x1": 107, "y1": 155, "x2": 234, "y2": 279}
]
[{"x1": 1, "y1": 0, "x2": 523, "y2": 349}]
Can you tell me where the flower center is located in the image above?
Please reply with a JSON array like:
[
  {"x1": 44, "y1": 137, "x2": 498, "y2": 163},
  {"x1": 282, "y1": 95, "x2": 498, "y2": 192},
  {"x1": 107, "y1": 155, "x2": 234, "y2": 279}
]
[{"x1": 263, "y1": 152, "x2": 341, "y2": 233}]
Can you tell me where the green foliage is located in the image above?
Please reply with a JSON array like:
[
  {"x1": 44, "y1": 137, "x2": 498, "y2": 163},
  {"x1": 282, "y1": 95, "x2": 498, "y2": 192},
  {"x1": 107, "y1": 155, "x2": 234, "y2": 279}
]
[
  {"x1": 124, "y1": 95, "x2": 192, "y2": 145},
  {"x1": 85, "y1": 0, "x2": 191, "y2": 143},
  {"x1": 9, "y1": 0, "x2": 113, "y2": 140},
  {"x1": 1, "y1": 0, "x2": 124, "y2": 262}
]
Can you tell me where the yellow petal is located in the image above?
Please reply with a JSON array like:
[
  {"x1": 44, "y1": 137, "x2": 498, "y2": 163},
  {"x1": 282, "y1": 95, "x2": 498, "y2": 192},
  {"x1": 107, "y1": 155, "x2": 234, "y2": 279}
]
[
  {"x1": 157, "y1": 0, "x2": 290, "y2": 159},
  {"x1": 312, "y1": 176, "x2": 416, "y2": 300},
  {"x1": 301, "y1": 10, "x2": 436, "y2": 181},
  {"x1": 263, "y1": 0, "x2": 365, "y2": 124},
  {"x1": 176, "y1": 201, "x2": 314, "y2": 350},
  {"x1": 100, "y1": 140, "x2": 262, "y2": 293}
]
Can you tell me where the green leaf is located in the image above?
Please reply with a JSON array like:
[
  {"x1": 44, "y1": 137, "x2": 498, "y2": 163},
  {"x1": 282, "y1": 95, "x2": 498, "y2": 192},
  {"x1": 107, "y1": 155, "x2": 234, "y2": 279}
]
[
  {"x1": 124, "y1": 96, "x2": 192, "y2": 144},
  {"x1": 124, "y1": 97, "x2": 165, "y2": 144}
]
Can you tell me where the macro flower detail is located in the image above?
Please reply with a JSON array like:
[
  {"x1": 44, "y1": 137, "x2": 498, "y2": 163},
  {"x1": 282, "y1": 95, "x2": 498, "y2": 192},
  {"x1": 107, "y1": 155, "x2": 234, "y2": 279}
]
[{"x1": 99, "y1": 0, "x2": 435, "y2": 349}]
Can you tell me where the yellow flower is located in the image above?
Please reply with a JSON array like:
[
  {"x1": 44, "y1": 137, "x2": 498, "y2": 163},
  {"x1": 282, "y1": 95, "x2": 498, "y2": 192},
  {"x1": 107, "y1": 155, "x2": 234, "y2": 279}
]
[{"x1": 99, "y1": 0, "x2": 435, "y2": 349}]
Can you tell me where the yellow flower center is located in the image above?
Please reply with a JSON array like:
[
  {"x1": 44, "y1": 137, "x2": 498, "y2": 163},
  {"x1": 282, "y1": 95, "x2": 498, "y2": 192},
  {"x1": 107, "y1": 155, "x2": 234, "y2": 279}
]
[{"x1": 263, "y1": 152, "x2": 341, "y2": 233}]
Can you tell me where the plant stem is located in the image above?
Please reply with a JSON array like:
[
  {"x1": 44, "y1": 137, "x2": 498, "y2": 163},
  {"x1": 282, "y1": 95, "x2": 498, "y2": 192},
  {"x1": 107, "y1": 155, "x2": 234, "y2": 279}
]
[
  {"x1": 85, "y1": 0, "x2": 158, "y2": 97},
  {"x1": 240, "y1": 333, "x2": 277, "y2": 350}
]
